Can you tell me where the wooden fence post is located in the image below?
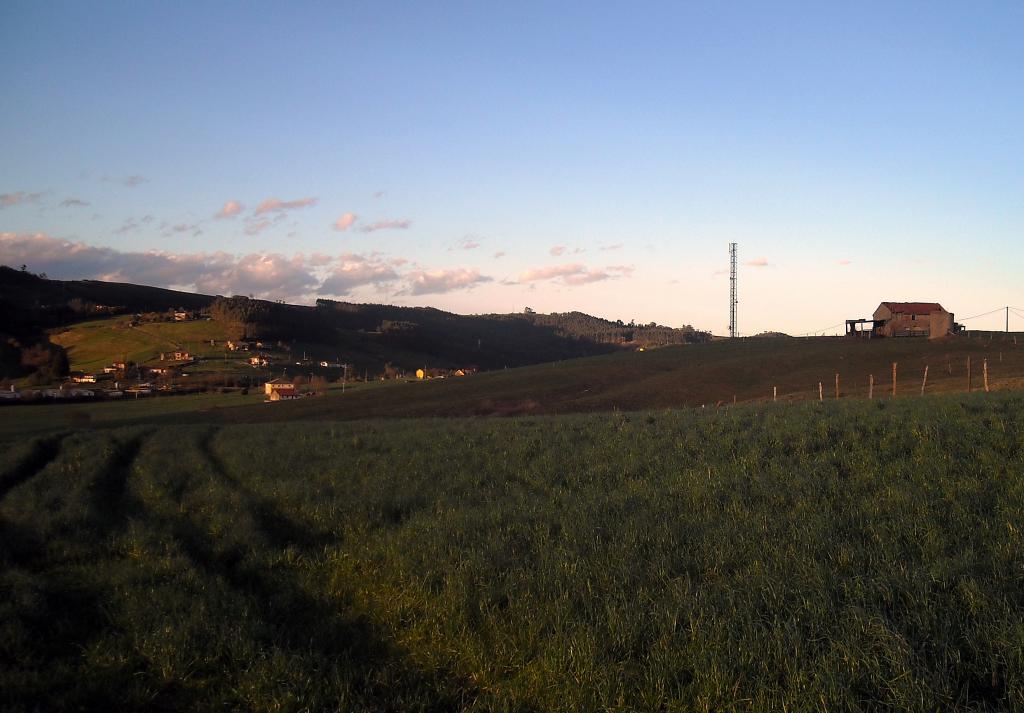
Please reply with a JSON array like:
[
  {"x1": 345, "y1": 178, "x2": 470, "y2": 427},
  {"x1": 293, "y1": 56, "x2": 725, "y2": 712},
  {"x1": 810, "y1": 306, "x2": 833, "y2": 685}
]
[
  {"x1": 967, "y1": 356, "x2": 972, "y2": 392},
  {"x1": 984, "y1": 359, "x2": 989, "y2": 392},
  {"x1": 818, "y1": 382, "x2": 823, "y2": 402},
  {"x1": 835, "y1": 373, "x2": 840, "y2": 399},
  {"x1": 891, "y1": 362, "x2": 898, "y2": 397},
  {"x1": 921, "y1": 365, "x2": 929, "y2": 396},
  {"x1": 773, "y1": 386, "x2": 777, "y2": 402},
  {"x1": 869, "y1": 374, "x2": 874, "y2": 399}
]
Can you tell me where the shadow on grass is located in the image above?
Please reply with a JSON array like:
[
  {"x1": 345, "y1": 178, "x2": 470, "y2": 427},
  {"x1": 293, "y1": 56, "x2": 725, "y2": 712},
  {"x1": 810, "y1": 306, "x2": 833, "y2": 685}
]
[
  {"x1": 126, "y1": 427, "x2": 483, "y2": 710},
  {"x1": 197, "y1": 427, "x2": 332, "y2": 551},
  {"x1": 0, "y1": 432, "x2": 68, "y2": 502},
  {"x1": 0, "y1": 431, "x2": 206, "y2": 712}
]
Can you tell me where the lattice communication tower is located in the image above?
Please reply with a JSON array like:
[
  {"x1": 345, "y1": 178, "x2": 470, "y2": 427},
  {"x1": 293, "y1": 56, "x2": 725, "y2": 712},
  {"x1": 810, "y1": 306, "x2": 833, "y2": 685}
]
[{"x1": 729, "y1": 242, "x2": 738, "y2": 338}]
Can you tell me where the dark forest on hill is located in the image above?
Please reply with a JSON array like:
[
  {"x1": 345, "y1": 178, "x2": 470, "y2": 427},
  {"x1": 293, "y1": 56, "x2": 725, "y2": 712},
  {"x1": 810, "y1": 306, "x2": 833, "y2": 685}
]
[{"x1": 1, "y1": 267, "x2": 709, "y2": 379}]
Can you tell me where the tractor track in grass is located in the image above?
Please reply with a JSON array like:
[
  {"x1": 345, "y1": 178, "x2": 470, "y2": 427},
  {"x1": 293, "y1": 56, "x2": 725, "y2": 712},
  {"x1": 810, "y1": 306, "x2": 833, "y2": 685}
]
[
  {"x1": 91, "y1": 429, "x2": 153, "y2": 532},
  {"x1": 0, "y1": 432, "x2": 69, "y2": 503},
  {"x1": 116, "y1": 426, "x2": 481, "y2": 711},
  {"x1": 197, "y1": 426, "x2": 329, "y2": 551}
]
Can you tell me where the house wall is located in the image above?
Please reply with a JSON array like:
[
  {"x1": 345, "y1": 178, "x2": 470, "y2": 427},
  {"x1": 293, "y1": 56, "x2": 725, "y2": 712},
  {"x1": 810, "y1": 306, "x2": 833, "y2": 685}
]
[
  {"x1": 871, "y1": 305, "x2": 953, "y2": 339},
  {"x1": 928, "y1": 311, "x2": 953, "y2": 338}
]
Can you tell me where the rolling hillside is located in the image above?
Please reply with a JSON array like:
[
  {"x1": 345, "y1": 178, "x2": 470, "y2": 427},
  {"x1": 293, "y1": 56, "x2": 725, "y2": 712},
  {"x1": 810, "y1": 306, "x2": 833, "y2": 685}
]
[
  {"x1": 5, "y1": 333, "x2": 1023, "y2": 439},
  {"x1": 1, "y1": 267, "x2": 709, "y2": 380},
  {"x1": 188, "y1": 333, "x2": 1024, "y2": 425}
]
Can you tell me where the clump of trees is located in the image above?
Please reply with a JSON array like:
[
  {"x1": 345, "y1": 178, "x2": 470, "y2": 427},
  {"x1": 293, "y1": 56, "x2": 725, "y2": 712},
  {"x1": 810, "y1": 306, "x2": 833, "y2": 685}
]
[{"x1": 19, "y1": 341, "x2": 70, "y2": 385}]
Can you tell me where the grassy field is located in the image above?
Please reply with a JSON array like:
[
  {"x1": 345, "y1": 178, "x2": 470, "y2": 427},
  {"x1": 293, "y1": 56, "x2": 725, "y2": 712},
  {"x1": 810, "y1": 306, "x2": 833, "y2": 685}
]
[
  {"x1": 7, "y1": 334, "x2": 1024, "y2": 439},
  {"x1": 0, "y1": 381, "x2": 394, "y2": 440},
  {"x1": 151, "y1": 334, "x2": 1024, "y2": 426},
  {"x1": 2, "y1": 391, "x2": 1024, "y2": 710},
  {"x1": 49, "y1": 317, "x2": 235, "y2": 372}
]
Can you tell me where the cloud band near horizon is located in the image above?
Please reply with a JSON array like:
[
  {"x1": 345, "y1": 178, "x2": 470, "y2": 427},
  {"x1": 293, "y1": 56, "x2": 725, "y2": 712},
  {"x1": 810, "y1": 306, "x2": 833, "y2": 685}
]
[{"x1": 0, "y1": 232, "x2": 490, "y2": 301}]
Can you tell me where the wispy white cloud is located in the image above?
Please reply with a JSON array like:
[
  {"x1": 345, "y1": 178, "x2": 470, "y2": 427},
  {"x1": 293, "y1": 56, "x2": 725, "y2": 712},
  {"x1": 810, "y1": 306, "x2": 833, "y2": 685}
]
[
  {"x1": 319, "y1": 254, "x2": 399, "y2": 295},
  {"x1": 359, "y1": 218, "x2": 412, "y2": 233},
  {"x1": 60, "y1": 197, "x2": 90, "y2": 208},
  {"x1": 493, "y1": 251, "x2": 506, "y2": 259},
  {"x1": 114, "y1": 218, "x2": 139, "y2": 235},
  {"x1": 0, "y1": 191, "x2": 45, "y2": 208},
  {"x1": 549, "y1": 245, "x2": 566, "y2": 256},
  {"x1": 0, "y1": 232, "x2": 493, "y2": 303},
  {"x1": 518, "y1": 263, "x2": 630, "y2": 286},
  {"x1": 600, "y1": 243, "x2": 623, "y2": 251},
  {"x1": 99, "y1": 174, "x2": 149, "y2": 187},
  {"x1": 333, "y1": 212, "x2": 358, "y2": 231},
  {"x1": 837, "y1": 258, "x2": 852, "y2": 266},
  {"x1": 163, "y1": 222, "x2": 204, "y2": 238},
  {"x1": 605, "y1": 265, "x2": 634, "y2": 276},
  {"x1": 406, "y1": 268, "x2": 492, "y2": 295},
  {"x1": 745, "y1": 257, "x2": 771, "y2": 267},
  {"x1": 244, "y1": 219, "x2": 273, "y2": 236},
  {"x1": 449, "y1": 236, "x2": 481, "y2": 251},
  {"x1": 215, "y1": 200, "x2": 244, "y2": 219},
  {"x1": 0, "y1": 232, "x2": 318, "y2": 301},
  {"x1": 254, "y1": 196, "x2": 318, "y2": 215}
]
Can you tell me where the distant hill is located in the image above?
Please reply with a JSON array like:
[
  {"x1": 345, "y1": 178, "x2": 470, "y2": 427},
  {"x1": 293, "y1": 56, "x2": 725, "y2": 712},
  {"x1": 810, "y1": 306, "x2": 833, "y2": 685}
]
[
  {"x1": 191, "y1": 333, "x2": 1024, "y2": 424},
  {"x1": 0, "y1": 266, "x2": 710, "y2": 380}
]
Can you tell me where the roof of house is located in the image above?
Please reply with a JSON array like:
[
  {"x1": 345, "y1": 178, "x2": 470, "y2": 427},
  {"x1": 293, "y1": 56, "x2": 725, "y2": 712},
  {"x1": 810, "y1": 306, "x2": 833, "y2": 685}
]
[{"x1": 881, "y1": 301, "x2": 946, "y2": 315}]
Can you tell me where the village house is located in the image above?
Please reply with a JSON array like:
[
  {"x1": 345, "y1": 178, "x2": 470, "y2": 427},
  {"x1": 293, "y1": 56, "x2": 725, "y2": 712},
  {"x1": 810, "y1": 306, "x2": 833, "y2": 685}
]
[
  {"x1": 847, "y1": 302, "x2": 956, "y2": 339},
  {"x1": 874, "y1": 302, "x2": 954, "y2": 338},
  {"x1": 173, "y1": 311, "x2": 189, "y2": 321},
  {"x1": 72, "y1": 373, "x2": 98, "y2": 383},
  {"x1": 173, "y1": 350, "x2": 191, "y2": 361},
  {"x1": 268, "y1": 389, "x2": 301, "y2": 401},
  {"x1": 60, "y1": 383, "x2": 95, "y2": 398},
  {"x1": 250, "y1": 355, "x2": 270, "y2": 367},
  {"x1": 264, "y1": 377, "x2": 297, "y2": 397}
]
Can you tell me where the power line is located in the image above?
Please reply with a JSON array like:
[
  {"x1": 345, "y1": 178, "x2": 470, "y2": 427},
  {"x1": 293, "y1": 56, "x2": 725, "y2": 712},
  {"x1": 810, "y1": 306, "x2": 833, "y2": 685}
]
[
  {"x1": 960, "y1": 307, "x2": 1007, "y2": 321},
  {"x1": 800, "y1": 322, "x2": 845, "y2": 337}
]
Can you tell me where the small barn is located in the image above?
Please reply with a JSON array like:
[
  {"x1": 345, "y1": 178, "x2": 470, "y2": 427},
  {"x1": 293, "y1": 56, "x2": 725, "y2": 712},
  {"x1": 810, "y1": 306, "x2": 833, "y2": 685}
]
[{"x1": 873, "y1": 302, "x2": 954, "y2": 338}]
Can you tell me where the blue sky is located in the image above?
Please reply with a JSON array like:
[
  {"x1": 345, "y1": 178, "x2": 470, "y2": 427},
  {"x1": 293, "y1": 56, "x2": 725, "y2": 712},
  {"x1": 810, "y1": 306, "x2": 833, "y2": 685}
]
[{"x1": 2, "y1": 1, "x2": 1022, "y2": 334}]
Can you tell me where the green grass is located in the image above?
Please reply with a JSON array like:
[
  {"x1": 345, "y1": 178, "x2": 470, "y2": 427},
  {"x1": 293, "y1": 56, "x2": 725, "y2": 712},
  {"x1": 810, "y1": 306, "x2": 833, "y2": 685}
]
[
  {"x1": 0, "y1": 391, "x2": 265, "y2": 439},
  {"x1": 49, "y1": 317, "x2": 234, "y2": 372},
  {"x1": 0, "y1": 380, "x2": 396, "y2": 440},
  {"x1": 2, "y1": 391, "x2": 1024, "y2": 710},
  {"x1": 166, "y1": 334, "x2": 1024, "y2": 426},
  {"x1": 7, "y1": 334, "x2": 1024, "y2": 439}
]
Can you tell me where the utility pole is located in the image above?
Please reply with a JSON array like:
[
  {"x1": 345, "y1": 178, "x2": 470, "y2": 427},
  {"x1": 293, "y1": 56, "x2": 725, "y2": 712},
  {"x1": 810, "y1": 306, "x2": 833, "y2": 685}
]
[
  {"x1": 729, "y1": 242, "x2": 738, "y2": 338},
  {"x1": 1008, "y1": 306, "x2": 1010, "y2": 333}
]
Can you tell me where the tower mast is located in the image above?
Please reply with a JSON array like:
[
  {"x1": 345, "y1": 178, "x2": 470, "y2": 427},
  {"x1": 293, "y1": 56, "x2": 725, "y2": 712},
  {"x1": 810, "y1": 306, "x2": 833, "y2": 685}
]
[{"x1": 729, "y1": 242, "x2": 738, "y2": 338}]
